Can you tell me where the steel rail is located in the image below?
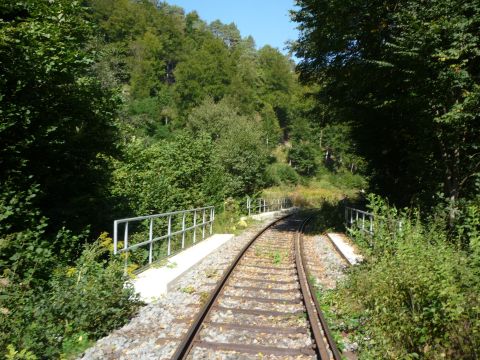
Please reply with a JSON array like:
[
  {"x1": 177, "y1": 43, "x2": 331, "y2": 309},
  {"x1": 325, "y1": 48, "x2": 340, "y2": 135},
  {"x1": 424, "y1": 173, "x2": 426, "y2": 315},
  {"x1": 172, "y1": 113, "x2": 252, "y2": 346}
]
[
  {"x1": 297, "y1": 217, "x2": 343, "y2": 360},
  {"x1": 171, "y1": 212, "x2": 342, "y2": 360},
  {"x1": 170, "y1": 213, "x2": 294, "y2": 360}
]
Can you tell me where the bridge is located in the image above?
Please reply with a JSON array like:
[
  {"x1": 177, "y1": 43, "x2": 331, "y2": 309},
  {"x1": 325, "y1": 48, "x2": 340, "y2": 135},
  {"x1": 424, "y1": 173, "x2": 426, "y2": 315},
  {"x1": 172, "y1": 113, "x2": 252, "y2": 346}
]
[{"x1": 81, "y1": 200, "x2": 364, "y2": 359}]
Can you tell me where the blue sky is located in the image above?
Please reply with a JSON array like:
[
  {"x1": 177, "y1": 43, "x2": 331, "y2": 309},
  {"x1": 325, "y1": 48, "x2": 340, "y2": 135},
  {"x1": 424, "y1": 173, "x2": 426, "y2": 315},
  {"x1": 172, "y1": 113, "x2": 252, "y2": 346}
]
[{"x1": 165, "y1": 0, "x2": 300, "y2": 59}]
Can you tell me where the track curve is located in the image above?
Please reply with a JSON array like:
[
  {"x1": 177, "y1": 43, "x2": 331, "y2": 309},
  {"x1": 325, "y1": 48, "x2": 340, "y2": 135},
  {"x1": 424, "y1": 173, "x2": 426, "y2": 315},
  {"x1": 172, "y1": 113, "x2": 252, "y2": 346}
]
[{"x1": 171, "y1": 212, "x2": 341, "y2": 360}]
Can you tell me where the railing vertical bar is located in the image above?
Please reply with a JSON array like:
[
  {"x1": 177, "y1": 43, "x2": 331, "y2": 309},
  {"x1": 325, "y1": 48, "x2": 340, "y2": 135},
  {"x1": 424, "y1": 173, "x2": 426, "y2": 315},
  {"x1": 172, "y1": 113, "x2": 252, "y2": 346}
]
[
  {"x1": 181, "y1": 212, "x2": 186, "y2": 249},
  {"x1": 209, "y1": 207, "x2": 214, "y2": 235},
  {"x1": 202, "y1": 208, "x2": 206, "y2": 241},
  {"x1": 148, "y1": 218, "x2": 153, "y2": 264},
  {"x1": 193, "y1": 210, "x2": 197, "y2": 243},
  {"x1": 167, "y1": 215, "x2": 172, "y2": 256},
  {"x1": 124, "y1": 222, "x2": 129, "y2": 251},
  {"x1": 123, "y1": 222, "x2": 129, "y2": 274},
  {"x1": 113, "y1": 220, "x2": 118, "y2": 255}
]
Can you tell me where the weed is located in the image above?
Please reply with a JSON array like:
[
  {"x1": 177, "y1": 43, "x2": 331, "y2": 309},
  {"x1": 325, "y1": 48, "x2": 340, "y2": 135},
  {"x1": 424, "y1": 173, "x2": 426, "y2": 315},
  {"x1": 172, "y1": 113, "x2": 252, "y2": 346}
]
[
  {"x1": 166, "y1": 261, "x2": 177, "y2": 269},
  {"x1": 199, "y1": 291, "x2": 210, "y2": 306},
  {"x1": 272, "y1": 250, "x2": 282, "y2": 264},
  {"x1": 204, "y1": 268, "x2": 218, "y2": 278},
  {"x1": 180, "y1": 286, "x2": 196, "y2": 294}
]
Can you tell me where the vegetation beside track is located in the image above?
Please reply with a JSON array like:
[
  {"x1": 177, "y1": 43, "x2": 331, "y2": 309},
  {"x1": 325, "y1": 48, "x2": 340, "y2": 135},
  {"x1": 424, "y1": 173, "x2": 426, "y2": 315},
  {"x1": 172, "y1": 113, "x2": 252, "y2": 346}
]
[{"x1": 308, "y1": 198, "x2": 480, "y2": 359}]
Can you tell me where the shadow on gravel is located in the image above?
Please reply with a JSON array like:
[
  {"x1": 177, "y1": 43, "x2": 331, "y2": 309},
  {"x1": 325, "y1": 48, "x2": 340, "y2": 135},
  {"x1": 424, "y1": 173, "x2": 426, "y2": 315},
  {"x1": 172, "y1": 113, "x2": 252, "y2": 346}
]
[{"x1": 303, "y1": 202, "x2": 345, "y2": 235}]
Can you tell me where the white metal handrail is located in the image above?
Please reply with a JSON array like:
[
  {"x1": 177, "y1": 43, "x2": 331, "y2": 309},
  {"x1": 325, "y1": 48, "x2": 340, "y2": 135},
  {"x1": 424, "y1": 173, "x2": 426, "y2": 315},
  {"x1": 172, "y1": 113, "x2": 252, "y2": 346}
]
[
  {"x1": 113, "y1": 206, "x2": 215, "y2": 265},
  {"x1": 345, "y1": 206, "x2": 374, "y2": 234},
  {"x1": 246, "y1": 197, "x2": 292, "y2": 215}
]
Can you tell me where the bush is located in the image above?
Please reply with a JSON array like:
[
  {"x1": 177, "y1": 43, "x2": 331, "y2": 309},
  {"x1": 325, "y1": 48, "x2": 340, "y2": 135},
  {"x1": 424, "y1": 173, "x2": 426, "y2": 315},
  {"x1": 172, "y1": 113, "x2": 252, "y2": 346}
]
[
  {"x1": 288, "y1": 142, "x2": 318, "y2": 176},
  {"x1": 337, "y1": 195, "x2": 480, "y2": 359},
  {"x1": 265, "y1": 163, "x2": 300, "y2": 186},
  {"x1": 0, "y1": 240, "x2": 141, "y2": 359},
  {"x1": 111, "y1": 132, "x2": 226, "y2": 216}
]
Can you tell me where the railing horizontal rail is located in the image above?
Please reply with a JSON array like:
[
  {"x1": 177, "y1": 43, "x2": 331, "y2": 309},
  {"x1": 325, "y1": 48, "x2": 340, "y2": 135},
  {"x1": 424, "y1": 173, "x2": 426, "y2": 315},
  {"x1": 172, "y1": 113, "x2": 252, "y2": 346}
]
[
  {"x1": 116, "y1": 220, "x2": 214, "y2": 253},
  {"x1": 113, "y1": 206, "x2": 215, "y2": 267},
  {"x1": 246, "y1": 197, "x2": 293, "y2": 215},
  {"x1": 345, "y1": 206, "x2": 374, "y2": 234},
  {"x1": 114, "y1": 206, "x2": 214, "y2": 224}
]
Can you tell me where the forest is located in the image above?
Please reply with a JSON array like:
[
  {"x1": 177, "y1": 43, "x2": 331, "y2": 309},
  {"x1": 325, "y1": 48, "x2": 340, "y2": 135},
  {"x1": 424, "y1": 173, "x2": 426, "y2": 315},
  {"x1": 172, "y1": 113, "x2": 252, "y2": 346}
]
[{"x1": 0, "y1": 0, "x2": 479, "y2": 359}]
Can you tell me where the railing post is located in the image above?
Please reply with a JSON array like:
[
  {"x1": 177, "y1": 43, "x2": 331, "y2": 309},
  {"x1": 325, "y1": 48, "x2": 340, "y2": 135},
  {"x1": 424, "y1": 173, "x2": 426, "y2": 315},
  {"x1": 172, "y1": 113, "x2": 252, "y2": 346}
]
[
  {"x1": 193, "y1": 210, "x2": 197, "y2": 243},
  {"x1": 148, "y1": 218, "x2": 153, "y2": 264},
  {"x1": 167, "y1": 215, "x2": 172, "y2": 256},
  {"x1": 113, "y1": 220, "x2": 118, "y2": 255},
  {"x1": 209, "y1": 207, "x2": 214, "y2": 235},
  {"x1": 247, "y1": 198, "x2": 251, "y2": 216},
  {"x1": 123, "y1": 222, "x2": 129, "y2": 274},
  {"x1": 362, "y1": 213, "x2": 365, "y2": 231},
  {"x1": 124, "y1": 222, "x2": 129, "y2": 251},
  {"x1": 202, "y1": 208, "x2": 206, "y2": 241},
  {"x1": 182, "y1": 212, "x2": 186, "y2": 249}
]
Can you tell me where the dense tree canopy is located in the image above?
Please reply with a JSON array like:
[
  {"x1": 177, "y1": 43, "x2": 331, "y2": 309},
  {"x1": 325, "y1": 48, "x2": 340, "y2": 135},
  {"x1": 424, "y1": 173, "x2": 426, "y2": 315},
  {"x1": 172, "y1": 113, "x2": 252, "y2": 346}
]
[
  {"x1": 0, "y1": 0, "x2": 118, "y2": 232},
  {"x1": 293, "y1": 0, "x2": 480, "y2": 207}
]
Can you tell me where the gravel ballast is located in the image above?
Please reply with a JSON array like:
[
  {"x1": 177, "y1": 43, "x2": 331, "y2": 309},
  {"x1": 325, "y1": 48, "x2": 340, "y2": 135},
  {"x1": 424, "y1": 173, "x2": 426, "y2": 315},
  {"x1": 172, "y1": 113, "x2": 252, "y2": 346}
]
[{"x1": 80, "y1": 214, "x2": 287, "y2": 360}]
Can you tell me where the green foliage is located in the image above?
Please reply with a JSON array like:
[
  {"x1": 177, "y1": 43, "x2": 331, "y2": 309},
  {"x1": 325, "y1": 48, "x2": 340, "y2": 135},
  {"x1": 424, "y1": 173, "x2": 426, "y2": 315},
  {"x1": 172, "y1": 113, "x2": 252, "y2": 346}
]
[
  {"x1": 0, "y1": 0, "x2": 119, "y2": 232},
  {"x1": 315, "y1": 166, "x2": 367, "y2": 193},
  {"x1": 293, "y1": 0, "x2": 480, "y2": 207},
  {"x1": 215, "y1": 117, "x2": 269, "y2": 196},
  {"x1": 288, "y1": 142, "x2": 318, "y2": 176},
  {"x1": 265, "y1": 163, "x2": 300, "y2": 186},
  {"x1": 111, "y1": 132, "x2": 225, "y2": 216},
  {"x1": 259, "y1": 103, "x2": 282, "y2": 147},
  {"x1": 0, "y1": 240, "x2": 140, "y2": 359},
  {"x1": 5, "y1": 345, "x2": 37, "y2": 360},
  {"x1": 184, "y1": 98, "x2": 270, "y2": 197},
  {"x1": 187, "y1": 97, "x2": 240, "y2": 139},
  {"x1": 174, "y1": 36, "x2": 234, "y2": 111},
  {"x1": 455, "y1": 200, "x2": 480, "y2": 256},
  {"x1": 339, "y1": 196, "x2": 480, "y2": 359}
]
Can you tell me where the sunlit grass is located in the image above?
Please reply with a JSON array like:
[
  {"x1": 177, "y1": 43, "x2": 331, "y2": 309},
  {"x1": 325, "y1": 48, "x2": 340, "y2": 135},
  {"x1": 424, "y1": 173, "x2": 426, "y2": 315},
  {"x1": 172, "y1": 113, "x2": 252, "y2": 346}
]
[{"x1": 263, "y1": 173, "x2": 361, "y2": 208}]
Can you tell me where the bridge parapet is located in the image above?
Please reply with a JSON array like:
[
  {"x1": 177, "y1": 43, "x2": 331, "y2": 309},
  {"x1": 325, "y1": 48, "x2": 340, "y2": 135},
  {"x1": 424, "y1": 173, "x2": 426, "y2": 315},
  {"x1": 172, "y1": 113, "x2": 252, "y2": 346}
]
[
  {"x1": 113, "y1": 206, "x2": 215, "y2": 268},
  {"x1": 246, "y1": 197, "x2": 292, "y2": 216},
  {"x1": 345, "y1": 207, "x2": 374, "y2": 234}
]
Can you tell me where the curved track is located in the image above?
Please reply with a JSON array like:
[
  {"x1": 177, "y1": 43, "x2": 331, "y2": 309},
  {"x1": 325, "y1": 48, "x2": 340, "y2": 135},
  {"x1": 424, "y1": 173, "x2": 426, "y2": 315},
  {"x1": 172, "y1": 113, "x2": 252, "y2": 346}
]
[{"x1": 171, "y1": 213, "x2": 341, "y2": 360}]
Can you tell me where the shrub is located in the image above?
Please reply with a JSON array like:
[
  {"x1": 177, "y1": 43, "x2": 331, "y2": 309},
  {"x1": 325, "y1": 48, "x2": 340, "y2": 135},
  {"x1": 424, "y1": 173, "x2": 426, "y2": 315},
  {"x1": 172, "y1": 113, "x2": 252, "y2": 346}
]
[
  {"x1": 111, "y1": 132, "x2": 226, "y2": 216},
  {"x1": 265, "y1": 163, "x2": 300, "y2": 186},
  {"x1": 288, "y1": 142, "x2": 318, "y2": 176},
  {"x1": 338, "y1": 195, "x2": 480, "y2": 359},
  {"x1": 0, "y1": 241, "x2": 141, "y2": 359}
]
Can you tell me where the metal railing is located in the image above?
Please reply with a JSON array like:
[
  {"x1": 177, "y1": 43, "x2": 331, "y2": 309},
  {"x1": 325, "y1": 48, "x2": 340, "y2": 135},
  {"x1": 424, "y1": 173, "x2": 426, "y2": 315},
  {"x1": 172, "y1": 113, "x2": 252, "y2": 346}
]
[
  {"x1": 246, "y1": 197, "x2": 292, "y2": 215},
  {"x1": 345, "y1": 206, "x2": 374, "y2": 234},
  {"x1": 113, "y1": 206, "x2": 215, "y2": 265}
]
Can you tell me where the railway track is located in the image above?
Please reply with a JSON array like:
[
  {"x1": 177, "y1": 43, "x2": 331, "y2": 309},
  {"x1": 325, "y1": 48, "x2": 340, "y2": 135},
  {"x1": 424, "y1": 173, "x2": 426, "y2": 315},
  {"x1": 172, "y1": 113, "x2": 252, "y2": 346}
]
[{"x1": 171, "y1": 213, "x2": 342, "y2": 360}]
